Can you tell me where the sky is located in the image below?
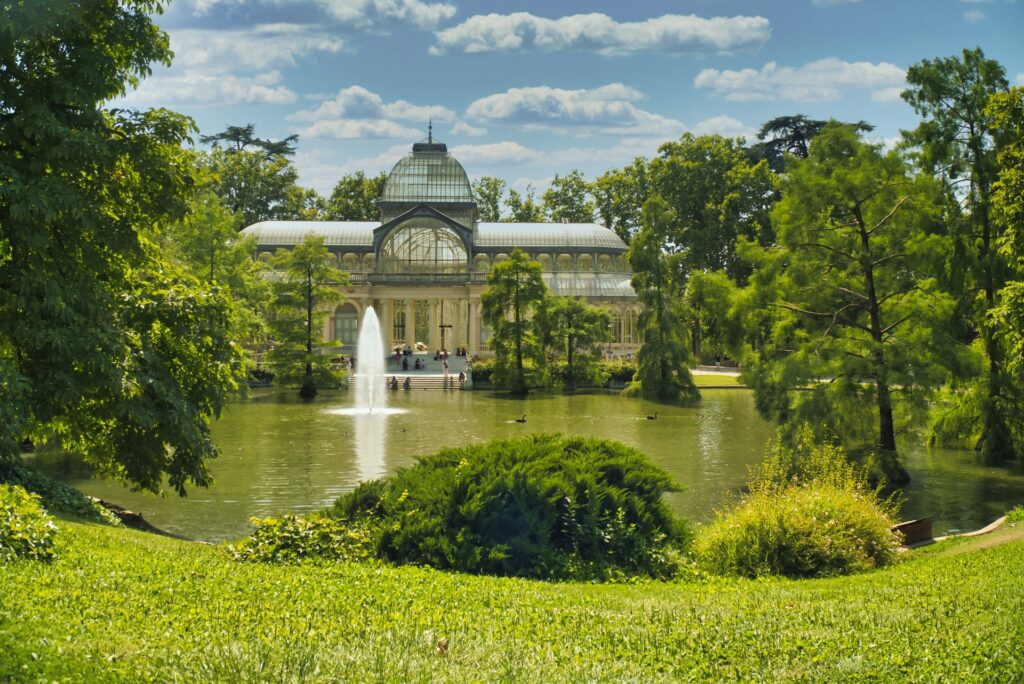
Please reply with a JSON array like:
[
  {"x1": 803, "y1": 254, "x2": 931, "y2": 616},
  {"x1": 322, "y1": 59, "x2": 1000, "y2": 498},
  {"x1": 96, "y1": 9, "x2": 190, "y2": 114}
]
[{"x1": 120, "y1": 0, "x2": 1024, "y2": 197}]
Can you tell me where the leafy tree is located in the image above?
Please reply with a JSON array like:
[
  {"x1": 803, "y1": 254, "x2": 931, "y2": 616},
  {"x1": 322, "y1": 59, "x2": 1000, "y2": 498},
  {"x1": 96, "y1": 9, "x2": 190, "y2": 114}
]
[
  {"x1": 1, "y1": 0, "x2": 242, "y2": 493},
  {"x1": 592, "y1": 158, "x2": 649, "y2": 243},
  {"x1": 749, "y1": 115, "x2": 873, "y2": 173},
  {"x1": 650, "y1": 134, "x2": 776, "y2": 283},
  {"x1": 624, "y1": 198, "x2": 699, "y2": 404},
  {"x1": 200, "y1": 123, "x2": 298, "y2": 160},
  {"x1": 198, "y1": 148, "x2": 303, "y2": 227},
  {"x1": 481, "y1": 249, "x2": 547, "y2": 395},
  {"x1": 156, "y1": 189, "x2": 270, "y2": 350},
  {"x1": 542, "y1": 170, "x2": 595, "y2": 223},
  {"x1": 746, "y1": 125, "x2": 952, "y2": 482},
  {"x1": 902, "y1": 48, "x2": 1018, "y2": 462},
  {"x1": 280, "y1": 185, "x2": 327, "y2": 221},
  {"x1": 325, "y1": 171, "x2": 386, "y2": 221},
  {"x1": 267, "y1": 235, "x2": 347, "y2": 399},
  {"x1": 684, "y1": 270, "x2": 737, "y2": 364},
  {"x1": 504, "y1": 185, "x2": 545, "y2": 223},
  {"x1": 472, "y1": 176, "x2": 507, "y2": 221},
  {"x1": 536, "y1": 296, "x2": 612, "y2": 391}
]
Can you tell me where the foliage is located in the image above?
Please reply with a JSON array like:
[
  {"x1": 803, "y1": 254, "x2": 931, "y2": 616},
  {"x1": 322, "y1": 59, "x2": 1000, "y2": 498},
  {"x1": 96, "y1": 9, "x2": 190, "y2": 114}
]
[
  {"x1": 535, "y1": 296, "x2": 612, "y2": 390},
  {"x1": 649, "y1": 133, "x2": 776, "y2": 282},
  {"x1": 749, "y1": 114, "x2": 873, "y2": 173},
  {"x1": 542, "y1": 170, "x2": 595, "y2": 223},
  {"x1": 472, "y1": 176, "x2": 507, "y2": 222},
  {"x1": 198, "y1": 147, "x2": 304, "y2": 227},
  {"x1": 745, "y1": 124, "x2": 952, "y2": 472},
  {"x1": 696, "y1": 430, "x2": 901, "y2": 578},
  {"x1": 481, "y1": 249, "x2": 548, "y2": 394},
  {"x1": 503, "y1": 184, "x2": 545, "y2": 222},
  {"x1": 1007, "y1": 507, "x2": 1024, "y2": 524},
  {"x1": 684, "y1": 270, "x2": 738, "y2": 364},
  {"x1": 0, "y1": 0, "x2": 240, "y2": 495},
  {"x1": 0, "y1": 462, "x2": 120, "y2": 526},
  {"x1": 266, "y1": 235, "x2": 347, "y2": 398},
  {"x1": 601, "y1": 359, "x2": 637, "y2": 385},
  {"x1": 467, "y1": 357, "x2": 495, "y2": 384},
  {"x1": 4, "y1": 509, "x2": 1024, "y2": 680},
  {"x1": 903, "y1": 47, "x2": 1020, "y2": 463},
  {"x1": 231, "y1": 514, "x2": 374, "y2": 564},
  {"x1": 624, "y1": 197, "x2": 699, "y2": 404},
  {"x1": 593, "y1": 157, "x2": 649, "y2": 243},
  {"x1": 200, "y1": 123, "x2": 298, "y2": 159},
  {"x1": 0, "y1": 484, "x2": 57, "y2": 562},
  {"x1": 330, "y1": 435, "x2": 688, "y2": 580},
  {"x1": 325, "y1": 171, "x2": 386, "y2": 220}
]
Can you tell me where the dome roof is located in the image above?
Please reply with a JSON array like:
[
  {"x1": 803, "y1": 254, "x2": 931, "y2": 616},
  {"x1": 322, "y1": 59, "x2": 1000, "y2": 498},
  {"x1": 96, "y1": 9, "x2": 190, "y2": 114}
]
[{"x1": 381, "y1": 141, "x2": 474, "y2": 205}]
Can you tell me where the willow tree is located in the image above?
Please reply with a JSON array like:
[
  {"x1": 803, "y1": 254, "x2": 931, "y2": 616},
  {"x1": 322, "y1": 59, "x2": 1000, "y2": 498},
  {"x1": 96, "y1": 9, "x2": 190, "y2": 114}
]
[
  {"x1": 747, "y1": 125, "x2": 954, "y2": 483},
  {"x1": 481, "y1": 249, "x2": 547, "y2": 395},
  {"x1": 624, "y1": 197, "x2": 699, "y2": 404},
  {"x1": 267, "y1": 235, "x2": 347, "y2": 399}
]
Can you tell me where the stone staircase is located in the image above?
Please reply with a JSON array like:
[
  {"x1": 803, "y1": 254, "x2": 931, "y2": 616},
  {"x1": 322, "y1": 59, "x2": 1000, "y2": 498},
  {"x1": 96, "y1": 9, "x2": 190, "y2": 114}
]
[{"x1": 348, "y1": 354, "x2": 471, "y2": 391}]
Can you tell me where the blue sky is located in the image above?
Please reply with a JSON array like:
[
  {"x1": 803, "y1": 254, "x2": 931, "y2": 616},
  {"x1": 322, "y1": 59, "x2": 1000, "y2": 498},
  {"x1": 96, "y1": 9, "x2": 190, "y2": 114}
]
[{"x1": 122, "y1": 0, "x2": 1024, "y2": 196}]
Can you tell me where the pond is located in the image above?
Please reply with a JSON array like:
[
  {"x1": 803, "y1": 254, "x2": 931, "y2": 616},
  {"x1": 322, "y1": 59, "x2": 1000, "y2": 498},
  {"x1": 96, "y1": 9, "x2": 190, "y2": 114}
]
[{"x1": 31, "y1": 389, "x2": 1024, "y2": 542}]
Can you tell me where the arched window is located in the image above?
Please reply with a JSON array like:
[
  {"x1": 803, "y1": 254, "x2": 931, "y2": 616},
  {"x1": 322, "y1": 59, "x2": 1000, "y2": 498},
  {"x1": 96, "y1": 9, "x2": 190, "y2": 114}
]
[
  {"x1": 379, "y1": 219, "x2": 468, "y2": 275},
  {"x1": 556, "y1": 254, "x2": 574, "y2": 272},
  {"x1": 342, "y1": 253, "x2": 359, "y2": 272},
  {"x1": 624, "y1": 310, "x2": 638, "y2": 344},
  {"x1": 577, "y1": 254, "x2": 594, "y2": 272},
  {"x1": 363, "y1": 253, "x2": 375, "y2": 271},
  {"x1": 333, "y1": 304, "x2": 359, "y2": 345},
  {"x1": 473, "y1": 254, "x2": 491, "y2": 272},
  {"x1": 535, "y1": 254, "x2": 552, "y2": 271}
]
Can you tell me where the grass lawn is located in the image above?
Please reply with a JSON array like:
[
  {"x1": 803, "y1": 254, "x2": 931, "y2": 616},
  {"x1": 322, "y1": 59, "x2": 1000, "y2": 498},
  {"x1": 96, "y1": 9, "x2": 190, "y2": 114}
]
[
  {"x1": 2, "y1": 517, "x2": 1023, "y2": 682},
  {"x1": 692, "y1": 373, "x2": 745, "y2": 387}
]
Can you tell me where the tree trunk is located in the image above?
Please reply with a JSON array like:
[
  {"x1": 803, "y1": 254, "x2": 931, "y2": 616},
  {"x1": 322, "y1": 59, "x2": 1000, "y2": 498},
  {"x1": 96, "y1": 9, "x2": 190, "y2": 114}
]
[{"x1": 300, "y1": 264, "x2": 318, "y2": 399}]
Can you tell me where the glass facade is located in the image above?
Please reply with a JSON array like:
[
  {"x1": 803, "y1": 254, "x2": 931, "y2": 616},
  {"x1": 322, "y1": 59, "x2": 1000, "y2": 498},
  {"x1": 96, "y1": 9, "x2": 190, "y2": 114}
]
[
  {"x1": 380, "y1": 144, "x2": 474, "y2": 205},
  {"x1": 379, "y1": 220, "x2": 468, "y2": 275}
]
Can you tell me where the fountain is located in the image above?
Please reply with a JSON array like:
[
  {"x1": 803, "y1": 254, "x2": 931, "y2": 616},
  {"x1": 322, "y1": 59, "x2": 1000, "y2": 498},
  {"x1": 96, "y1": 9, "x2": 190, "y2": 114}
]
[{"x1": 354, "y1": 306, "x2": 387, "y2": 412}]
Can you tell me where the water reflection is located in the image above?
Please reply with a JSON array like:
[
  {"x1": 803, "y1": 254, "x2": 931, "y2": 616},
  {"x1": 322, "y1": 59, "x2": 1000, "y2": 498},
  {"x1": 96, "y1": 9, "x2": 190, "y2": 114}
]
[{"x1": 353, "y1": 412, "x2": 388, "y2": 482}]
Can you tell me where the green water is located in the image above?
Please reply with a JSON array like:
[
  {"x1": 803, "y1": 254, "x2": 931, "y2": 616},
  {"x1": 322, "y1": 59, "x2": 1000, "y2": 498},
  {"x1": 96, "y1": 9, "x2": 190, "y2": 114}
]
[{"x1": 31, "y1": 389, "x2": 1024, "y2": 541}]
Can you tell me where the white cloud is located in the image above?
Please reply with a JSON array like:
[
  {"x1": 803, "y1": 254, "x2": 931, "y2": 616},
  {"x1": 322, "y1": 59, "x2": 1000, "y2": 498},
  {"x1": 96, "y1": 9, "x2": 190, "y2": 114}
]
[
  {"x1": 1016, "y1": 73, "x2": 1024, "y2": 86},
  {"x1": 171, "y1": 25, "x2": 345, "y2": 73},
  {"x1": 695, "y1": 58, "x2": 906, "y2": 102},
  {"x1": 121, "y1": 70, "x2": 297, "y2": 106},
  {"x1": 449, "y1": 142, "x2": 540, "y2": 165},
  {"x1": 452, "y1": 121, "x2": 487, "y2": 136},
  {"x1": 692, "y1": 115, "x2": 752, "y2": 138},
  {"x1": 465, "y1": 84, "x2": 685, "y2": 136},
  {"x1": 319, "y1": 0, "x2": 456, "y2": 28},
  {"x1": 188, "y1": 0, "x2": 455, "y2": 28},
  {"x1": 431, "y1": 12, "x2": 770, "y2": 56},
  {"x1": 963, "y1": 9, "x2": 987, "y2": 21},
  {"x1": 288, "y1": 86, "x2": 456, "y2": 140}
]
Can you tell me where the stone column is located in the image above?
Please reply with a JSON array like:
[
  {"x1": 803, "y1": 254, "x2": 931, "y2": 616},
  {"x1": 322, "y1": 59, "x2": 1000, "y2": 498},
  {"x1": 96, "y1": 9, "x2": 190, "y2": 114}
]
[
  {"x1": 428, "y1": 299, "x2": 440, "y2": 351},
  {"x1": 380, "y1": 299, "x2": 393, "y2": 350},
  {"x1": 469, "y1": 298, "x2": 481, "y2": 355},
  {"x1": 405, "y1": 299, "x2": 416, "y2": 348}
]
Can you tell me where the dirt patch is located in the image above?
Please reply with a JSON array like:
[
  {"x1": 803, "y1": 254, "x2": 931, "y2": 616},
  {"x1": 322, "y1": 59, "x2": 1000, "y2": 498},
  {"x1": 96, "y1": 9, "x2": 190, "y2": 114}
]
[{"x1": 933, "y1": 523, "x2": 1024, "y2": 558}]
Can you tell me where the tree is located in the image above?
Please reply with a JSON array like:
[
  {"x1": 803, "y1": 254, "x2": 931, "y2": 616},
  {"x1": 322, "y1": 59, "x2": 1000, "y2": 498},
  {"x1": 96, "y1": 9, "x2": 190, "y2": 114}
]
[
  {"x1": 326, "y1": 171, "x2": 386, "y2": 221},
  {"x1": 749, "y1": 115, "x2": 873, "y2": 173},
  {"x1": 592, "y1": 158, "x2": 650, "y2": 243},
  {"x1": 542, "y1": 170, "x2": 595, "y2": 223},
  {"x1": 155, "y1": 189, "x2": 270, "y2": 350},
  {"x1": 504, "y1": 185, "x2": 545, "y2": 222},
  {"x1": 624, "y1": 198, "x2": 699, "y2": 404},
  {"x1": 0, "y1": 0, "x2": 242, "y2": 493},
  {"x1": 472, "y1": 176, "x2": 507, "y2": 222},
  {"x1": 198, "y1": 147, "x2": 303, "y2": 227},
  {"x1": 902, "y1": 48, "x2": 1018, "y2": 462},
  {"x1": 649, "y1": 134, "x2": 776, "y2": 283},
  {"x1": 267, "y1": 235, "x2": 347, "y2": 399},
  {"x1": 683, "y1": 271, "x2": 737, "y2": 364},
  {"x1": 536, "y1": 296, "x2": 612, "y2": 391},
  {"x1": 747, "y1": 125, "x2": 953, "y2": 482},
  {"x1": 481, "y1": 249, "x2": 547, "y2": 395},
  {"x1": 200, "y1": 123, "x2": 299, "y2": 160}
]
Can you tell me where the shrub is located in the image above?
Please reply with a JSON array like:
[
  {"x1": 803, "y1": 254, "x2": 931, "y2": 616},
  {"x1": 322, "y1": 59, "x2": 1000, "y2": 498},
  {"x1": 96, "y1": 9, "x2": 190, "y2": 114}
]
[
  {"x1": 468, "y1": 357, "x2": 495, "y2": 384},
  {"x1": 1007, "y1": 507, "x2": 1024, "y2": 524},
  {"x1": 1, "y1": 483, "x2": 58, "y2": 562},
  {"x1": 0, "y1": 462, "x2": 121, "y2": 526},
  {"x1": 695, "y1": 428, "x2": 901, "y2": 579},
  {"x1": 601, "y1": 359, "x2": 637, "y2": 385},
  {"x1": 231, "y1": 513, "x2": 374, "y2": 564},
  {"x1": 329, "y1": 434, "x2": 689, "y2": 580}
]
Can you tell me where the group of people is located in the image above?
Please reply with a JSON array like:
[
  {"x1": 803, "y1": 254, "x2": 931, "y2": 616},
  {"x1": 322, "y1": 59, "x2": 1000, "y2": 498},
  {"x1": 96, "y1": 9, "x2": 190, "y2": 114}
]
[{"x1": 386, "y1": 371, "x2": 466, "y2": 390}]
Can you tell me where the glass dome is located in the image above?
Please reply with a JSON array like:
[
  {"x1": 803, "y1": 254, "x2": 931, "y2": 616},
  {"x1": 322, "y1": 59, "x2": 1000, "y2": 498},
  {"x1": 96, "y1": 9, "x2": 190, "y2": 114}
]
[
  {"x1": 378, "y1": 219, "x2": 469, "y2": 275},
  {"x1": 381, "y1": 142, "x2": 474, "y2": 205}
]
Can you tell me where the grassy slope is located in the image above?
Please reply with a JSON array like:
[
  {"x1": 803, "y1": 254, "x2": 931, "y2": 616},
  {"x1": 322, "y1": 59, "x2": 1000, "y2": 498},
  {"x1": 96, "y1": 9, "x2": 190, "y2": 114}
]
[
  {"x1": 692, "y1": 374, "x2": 744, "y2": 387},
  {"x1": 2, "y1": 520, "x2": 1023, "y2": 683}
]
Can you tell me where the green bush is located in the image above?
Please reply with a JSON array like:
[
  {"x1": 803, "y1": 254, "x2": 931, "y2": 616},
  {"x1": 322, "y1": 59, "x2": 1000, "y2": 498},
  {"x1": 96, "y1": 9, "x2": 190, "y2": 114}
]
[
  {"x1": 1007, "y1": 506, "x2": 1024, "y2": 524},
  {"x1": 231, "y1": 513, "x2": 374, "y2": 564},
  {"x1": 330, "y1": 434, "x2": 689, "y2": 580},
  {"x1": 468, "y1": 357, "x2": 495, "y2": 384},
  {"x1": 601, "y1": 359, "x2": 637, "y2": 385},
  {"x1": 695, "y1": 428, "x2": 901, "y2": 578},
  {"x1": 1, "y1": 483, "x2": 58, "y2": 562},
  {"x1": 0, "y1": 462, "x2": 121, "y2": 526}
]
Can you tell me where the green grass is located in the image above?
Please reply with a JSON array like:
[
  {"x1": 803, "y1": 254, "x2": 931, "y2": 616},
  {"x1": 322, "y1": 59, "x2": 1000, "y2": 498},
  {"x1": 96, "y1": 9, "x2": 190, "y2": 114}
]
[
  {"x1": 2, "y1": 519, "x2": 1023, "y2": 681},
  {"x1": 692, "y1": 373, "x2": 744, "y2": 387}
]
